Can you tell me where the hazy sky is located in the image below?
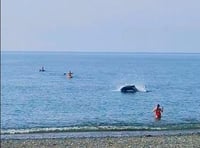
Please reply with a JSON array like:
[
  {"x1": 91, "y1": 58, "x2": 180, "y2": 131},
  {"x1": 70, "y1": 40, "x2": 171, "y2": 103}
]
[{"x1": 2, "y1": 0, "x2": 200, "y2": 52}]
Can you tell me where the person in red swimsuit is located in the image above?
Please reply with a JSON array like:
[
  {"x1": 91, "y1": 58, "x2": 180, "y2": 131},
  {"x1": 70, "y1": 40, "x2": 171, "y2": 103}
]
[{"x1": 153, "y1": 104, "x2": 163, "y2": 119}]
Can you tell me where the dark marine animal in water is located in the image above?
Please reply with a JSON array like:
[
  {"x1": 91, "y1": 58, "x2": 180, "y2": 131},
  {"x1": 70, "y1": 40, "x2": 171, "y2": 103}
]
[{"x1": 120, "y1": 85, "x2": 138, "y2": 93}]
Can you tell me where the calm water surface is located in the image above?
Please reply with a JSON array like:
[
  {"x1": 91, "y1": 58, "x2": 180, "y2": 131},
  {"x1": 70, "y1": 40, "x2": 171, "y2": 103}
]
[{"x1": 1, "y1": 52, "x2": 200, "y2": 134}]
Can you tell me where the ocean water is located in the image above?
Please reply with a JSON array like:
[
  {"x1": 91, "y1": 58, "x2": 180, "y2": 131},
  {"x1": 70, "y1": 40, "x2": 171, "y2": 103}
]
[{"x1": 1, "y1": 52, "x2": 200, "y2": 134}]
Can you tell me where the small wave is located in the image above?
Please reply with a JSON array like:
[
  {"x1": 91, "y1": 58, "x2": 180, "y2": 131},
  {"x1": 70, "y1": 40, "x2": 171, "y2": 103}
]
[
  {"x1": 2, "y1": 123, "x2": 200, "y2": 135},
  {"x1": 0, "y1": 126, "x2": 163, "y2": 134}
]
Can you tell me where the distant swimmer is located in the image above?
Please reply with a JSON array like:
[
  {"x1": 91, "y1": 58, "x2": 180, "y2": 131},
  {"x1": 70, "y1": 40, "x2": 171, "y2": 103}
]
[
  {"x1": 39, "y1": 66, "x2": 45, "y2": 72},
  {"x1": 153, "y1": 104, "x2": 163, "y2": 120},
  {"x1": 67, "y1": 71, "x2": 73, "y2": 78}
]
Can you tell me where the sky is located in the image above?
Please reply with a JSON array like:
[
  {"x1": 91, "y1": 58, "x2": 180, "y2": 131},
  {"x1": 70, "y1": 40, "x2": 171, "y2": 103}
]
[{"x1": 1, "y1": 0, "x2": 200, "y2": 52}]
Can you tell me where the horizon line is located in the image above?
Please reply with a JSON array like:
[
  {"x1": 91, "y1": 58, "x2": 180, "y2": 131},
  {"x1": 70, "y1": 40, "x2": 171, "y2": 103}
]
[{"x1": 1, "y1": 50, "x2": 200, "y2": 54}]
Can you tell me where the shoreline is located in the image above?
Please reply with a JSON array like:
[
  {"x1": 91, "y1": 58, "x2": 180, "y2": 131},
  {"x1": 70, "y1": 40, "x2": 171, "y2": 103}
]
[
  {"x1": 2, "y1": 129, "x2": 200, "y2": 140},
  {"x1": 1, "y1": 131, "x2": 200, "y2": 148}
]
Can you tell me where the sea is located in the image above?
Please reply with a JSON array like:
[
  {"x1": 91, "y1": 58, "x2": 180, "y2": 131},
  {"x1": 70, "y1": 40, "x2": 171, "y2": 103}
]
[{"x1": 1, "y1": 52, "x2": 200, "y2": 138}]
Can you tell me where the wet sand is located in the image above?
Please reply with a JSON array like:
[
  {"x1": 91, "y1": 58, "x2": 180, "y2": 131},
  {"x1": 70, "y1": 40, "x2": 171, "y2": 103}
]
[{"x1": 1, "y1": 133, "x2": 200, "y2": 148}]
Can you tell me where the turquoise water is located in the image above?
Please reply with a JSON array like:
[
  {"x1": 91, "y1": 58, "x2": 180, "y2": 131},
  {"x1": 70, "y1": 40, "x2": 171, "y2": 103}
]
[{"x1": 1, "y1": 52, "x2": 200, "y2": 134}]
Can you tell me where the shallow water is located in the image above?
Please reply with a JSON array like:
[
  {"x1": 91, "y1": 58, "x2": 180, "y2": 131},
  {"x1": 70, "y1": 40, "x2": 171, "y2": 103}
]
[{"x1": 1, "y1": 52, "x2": 200, "y2": 134}]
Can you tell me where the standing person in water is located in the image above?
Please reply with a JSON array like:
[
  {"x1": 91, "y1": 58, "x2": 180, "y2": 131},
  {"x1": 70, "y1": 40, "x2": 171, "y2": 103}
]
[{"x1": 153, "y1": 104, "x2": 163, "y2": 119}]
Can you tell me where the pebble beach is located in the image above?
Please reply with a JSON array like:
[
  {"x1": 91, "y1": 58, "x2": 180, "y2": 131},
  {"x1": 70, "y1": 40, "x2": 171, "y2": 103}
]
[{"x1": 1, "y1": 133, "x2": 200, "y2": 148}]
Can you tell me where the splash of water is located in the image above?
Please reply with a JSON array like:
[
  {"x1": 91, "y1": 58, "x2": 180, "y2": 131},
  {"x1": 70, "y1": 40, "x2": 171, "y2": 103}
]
[{"x1": 135, "y1": 84, "x2": 147, "y2": 92}]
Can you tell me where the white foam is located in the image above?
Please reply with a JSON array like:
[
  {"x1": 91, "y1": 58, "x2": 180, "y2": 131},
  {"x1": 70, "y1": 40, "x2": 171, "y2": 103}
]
[{"x1": 135, "y1": 84, "x2": 147, "y2": 92}]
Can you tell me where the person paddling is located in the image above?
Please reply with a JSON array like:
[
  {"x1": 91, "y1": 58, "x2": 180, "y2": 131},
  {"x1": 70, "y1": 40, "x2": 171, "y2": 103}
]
[
  {"x1": 153, "y1": 104, "x2": 163, "y2": 120},
  {"x1": 67, "y1": 71, "x2": 73, "y2": 78}
]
